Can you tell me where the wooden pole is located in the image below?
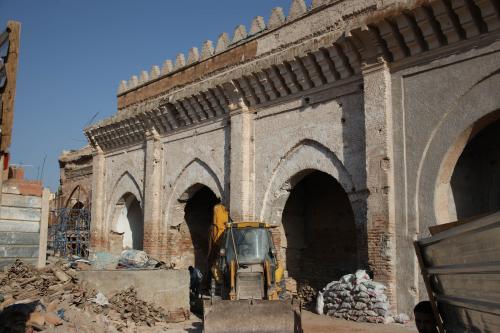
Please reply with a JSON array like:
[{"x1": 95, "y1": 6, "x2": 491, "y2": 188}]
[
  {"x1": 414, "y1": 241, "x2": 446, "y2": 333},
  {"x1": 0, "y1": 21, "x2": 20, "y2": 206},
  {"x1": 1, "y1": 20, "x2": 21, "y2": 153}
]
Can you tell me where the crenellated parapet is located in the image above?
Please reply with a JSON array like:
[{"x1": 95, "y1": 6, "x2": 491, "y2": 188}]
[
  {"x1": 86, "y1": 0, "x2": 500, "y2": 151},
  {"x1": 115, "y1": 0, "x2": 385, "y2": 95}
]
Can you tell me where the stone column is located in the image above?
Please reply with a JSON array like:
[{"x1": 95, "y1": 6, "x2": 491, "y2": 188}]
[
  {"x1": 90, "y1": 145, "x2": 106, "y2": 252},
  {"x1": 142, "y1": 128, "x2": 164, "y2": 259},
  {"x1": 362, "y1": 60, "x2": 397, "y2": 307},
  {"x1": 224, "y1": 82, "x2": 255, "y2": 221}
]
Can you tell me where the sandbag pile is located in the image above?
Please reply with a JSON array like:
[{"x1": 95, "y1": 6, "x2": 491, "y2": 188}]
[{"x1": 317, "y1": 270, "x2": 392, "y2": 323}]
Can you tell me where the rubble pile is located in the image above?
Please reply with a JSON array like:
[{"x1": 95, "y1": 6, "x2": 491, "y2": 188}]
[
  {"x1": 297, "y1": 281, "x2": 318, "y2": 309},
  {"x1": 318, "y1": 270, "x2": 392, "y2": 323},
  {"x1": 0, "y1": 259, "x2": 184, "y2": 332},
  {"x1": 0, "y1": 259, "x2": 80, "y2": 306},
  {"x1": 108, "y1": 287, "x2": 167, "y2": 326}
]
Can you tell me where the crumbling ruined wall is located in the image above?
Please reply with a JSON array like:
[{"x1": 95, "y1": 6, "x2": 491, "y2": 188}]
[
  {"x1": 1, "y1": 168, "x2": 49, "y2": 269},
  {"x1": 58, "y1": 146, "x2": 93, "y2": 209},
  {"x1": 97, "y1": 147, "x2": 146, "y2": 250},
  {"x1": 162, "y1": 124, "x2": 226, "y2": 269}
]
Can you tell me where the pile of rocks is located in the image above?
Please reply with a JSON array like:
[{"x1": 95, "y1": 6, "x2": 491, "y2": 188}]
[
  {"x1": 109, "y1": 287, "x2": 190, "y2": 326},
  {"x1": 297, "y1": 281, "x2": 317, "y2": 309},
  {"x1": 317, "y1": 270, "x2": 392, "y2": 323},
  {"x1": 0, "y1": 259, "x2": 79, "y2": 307}
]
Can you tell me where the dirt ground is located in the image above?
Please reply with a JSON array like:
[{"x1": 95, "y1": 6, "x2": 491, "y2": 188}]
[
  {"x1": 163, "y1": 310, "x2": 418, "y2": 333},
  {"x1": 1, "y1": 259, "x2": 417, "y2": 333},
  {"x1": 301, "y1": 311, "x2": 417, "y2": 333},
  {"x1": 28, "y1": 308, "x2": 418, "y2": 332}
]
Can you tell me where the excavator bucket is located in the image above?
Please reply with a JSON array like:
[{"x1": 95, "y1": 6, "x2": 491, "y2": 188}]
[{"x1": 203, "y1": 299, "x2": 301, "y2": 333}]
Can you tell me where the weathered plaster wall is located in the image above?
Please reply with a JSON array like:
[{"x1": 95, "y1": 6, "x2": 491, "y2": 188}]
[
  {"x1": 84, "y1": 0, "x2": 500, "y2": 317},
  {"x1": 98, "y1": 146, "x2": 146, "y2": 249},
  {"x1": 255, "y1": 88, "x2": 366, "y2": 223},
  {"x1": 160, "y1": 123, "x2": 227, "y2": 267},
  {"x1": 162, "y1": 121, "x2": 227, "y2": 219},
  {"x1": 392, "y1": 41, "x2": 500, "y2": 315},
  {"x1": 0, "y1": 186, "x2": 49, "y2": 269},
  {"x1": 104, "y1": 147, "x2": 145, "y2": 208},
  {"x1": 58, "y1": 147, "x2": 93, "y2": 209}
]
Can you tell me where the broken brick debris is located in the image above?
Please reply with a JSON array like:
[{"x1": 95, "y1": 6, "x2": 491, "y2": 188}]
[{"x1": 0, "y1": 259, "x2": 187, "y2": 332}]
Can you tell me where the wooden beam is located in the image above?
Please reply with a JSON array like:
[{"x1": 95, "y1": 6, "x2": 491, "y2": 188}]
[
  {"x1": 0, "y1": 21, "x2": 20, "y2": 153},
  {"x1": 414, "y1": 241, "x2": 446, "y2": 333}
]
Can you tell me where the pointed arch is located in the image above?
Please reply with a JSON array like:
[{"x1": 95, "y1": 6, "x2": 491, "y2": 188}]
[
  {"x1": 64, "y1": 185, "x2": 89, "y2": 208},
  {"x1": 415, "y1": 70, "x2": 500, "y2": 229},
  {"x1": 165, "y1": 158, "x2": 224, "y2": 227},
  {"x1": 260, "y1": 139, "x2": 356, "y2": 224},
  {"x1": 106, "y1": 171, "x2": 144, "y2": 232}
]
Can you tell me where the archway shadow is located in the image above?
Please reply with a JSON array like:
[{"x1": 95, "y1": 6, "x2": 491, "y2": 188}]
[
  {"x1": 282, "y1": 170, "x2": 360, "y2": 308},
  {"x1": 184, "y1": 186, "x2": 220, "y2": 273}
]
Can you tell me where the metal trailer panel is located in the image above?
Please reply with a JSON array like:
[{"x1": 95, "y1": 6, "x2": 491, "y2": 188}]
[{"x1": 415, "y1": 211, "x2": 500, "y2": 332}]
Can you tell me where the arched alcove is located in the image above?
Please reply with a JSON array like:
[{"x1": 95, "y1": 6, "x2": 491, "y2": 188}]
[
  {"x1": 113, "y1": 193, "x2": 144, "y2": 250},
  {"x1": 180, "y1": 185, "x2": 220, "y2": 273},
  {"x1": 437, "y1": 112, "x2": 500, "y2": 222},
  {"x1": 280, "y1": 170, "x2": 360, "y2": 307}
]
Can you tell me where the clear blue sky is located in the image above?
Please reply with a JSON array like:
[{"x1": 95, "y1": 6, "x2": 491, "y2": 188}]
[{"x1": 0, "y1": 0, "x2": 308, "y2": 191}]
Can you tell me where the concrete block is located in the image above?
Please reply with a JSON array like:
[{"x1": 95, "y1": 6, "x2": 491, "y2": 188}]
[
  {"x1": 0, "y1": 220, "x2": 40, "y2": 232},
  {"x1": 76, "y1": 269, "x2": 190, "y2": 313},
  {"x1": 0, "y1": 206, "x2": 41, "y2": 222},
  {"x1": 0, "y1": 257, "x2": 37, "y2": 269},
  {"x1": 0, "y1": 245, "x2": 39, "y2": 258},
  {"x1": 1, "y1": 193, "x2": 42, "y2": 209},
  {"x1": 0, "y1": 232, "x2": 40, "y2": 245},
  {"x1": 2, "y1": 186, "x2": 21, "y2": 195}
]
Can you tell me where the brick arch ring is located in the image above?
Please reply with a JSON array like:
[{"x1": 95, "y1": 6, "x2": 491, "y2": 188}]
[
  {"x1": 259, "y1": 139, "x2": 359, "y2": 225},
  {"x1": 416, "y1": 70, "x2": 500, "y2": 227},
  {"x1": 164, "y1": 158, "x2": 224, "y2": 228},
  {"x1": 106, "y1": 171, "x2": 144, "y2": 234}
]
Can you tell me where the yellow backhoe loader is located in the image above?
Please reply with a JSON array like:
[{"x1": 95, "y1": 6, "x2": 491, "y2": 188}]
[{"x1": 203, "y1": 204, "x2": 302, "y2": 333}]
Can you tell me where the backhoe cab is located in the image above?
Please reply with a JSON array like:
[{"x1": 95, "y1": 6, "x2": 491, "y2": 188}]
[{"x1": 212, "y1": 222, "x2": 283, "y2": 301}]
